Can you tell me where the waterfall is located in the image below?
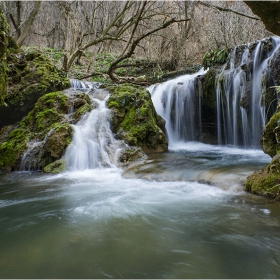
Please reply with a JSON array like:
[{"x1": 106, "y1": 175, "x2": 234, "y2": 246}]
[
  {"x1": 149, "y1": 37, "x2": 280, "y2": 149},
  {"x1": 216, "y1": 36, "x2": 280, "y2": 148},
  {"x1": 69, "y1": 79, "x2": 101, "y2": 91},
  {"x1": 65, "y1": 96, "x2": 122, "y2": 171},
  {"x1": 148, "y1": 68, "x2": 207, "y2": 145}
]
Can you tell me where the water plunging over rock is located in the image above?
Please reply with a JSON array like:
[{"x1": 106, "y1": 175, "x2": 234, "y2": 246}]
[
  {"x1": 215, "y1": 36, "x2": 280, "y2": 148},
  {"x1": 148, "y1": 69, "x2": 207, "y2": 145},
  {"x1": 149, "y1": 37, "x2": 280, "y2": 149},
  {"x1": 69, "y1": 79, "x2": 101, "y2": 91},
  {"x1": 64, "y1": 96, "x2": 123, "y2": 170}
]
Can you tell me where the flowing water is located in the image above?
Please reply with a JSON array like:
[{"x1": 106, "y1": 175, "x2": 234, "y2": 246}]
[
  {"x1": 1, "y1": 144, "x2": 280, "y2": 278},
  {"x1": 2, "y1": 40, "x2": 280, "y2": 278}
]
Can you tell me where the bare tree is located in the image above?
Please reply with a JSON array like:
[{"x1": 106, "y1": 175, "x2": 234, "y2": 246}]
[{"x1": 5, "y1": 1, "x2": 42, "y2": 46}]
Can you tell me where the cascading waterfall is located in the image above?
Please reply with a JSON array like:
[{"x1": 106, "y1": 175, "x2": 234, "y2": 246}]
[
  {"x1": 149, "y1": 37, "x2": 280, "y2": 149},
  {"x1": 69, "y1": 79, "x2": 101, "y2": 91},
  {"x1": 65, "y1": 95, "x2": 122, "y2": 171},
  {"x1": 148, "y1": 68, "x2": 207, "y2": 145},
  {"x1": 216, "y1": 36, "x2": 280, "y2": 148}
]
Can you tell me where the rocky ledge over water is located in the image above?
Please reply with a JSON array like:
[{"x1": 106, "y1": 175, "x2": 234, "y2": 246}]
[{"x1": 245, "y1": 101, "x2": 280, "y2": 201}]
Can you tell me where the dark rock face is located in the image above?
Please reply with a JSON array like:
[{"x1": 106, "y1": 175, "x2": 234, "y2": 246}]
[
  {"x1": 245, "y1": 1, "x2": 280, "y2": 36},
  {"x1": 0, "y1": 6, "x2": 9, "y2": 106},
  {"x1": 106, "y1": 84, "x2": 168, "y2": 153}
]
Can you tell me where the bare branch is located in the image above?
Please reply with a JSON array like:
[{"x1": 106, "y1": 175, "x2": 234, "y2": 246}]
[{"x1": 198, "y1": 2, "x2": 260, "y2": 21}]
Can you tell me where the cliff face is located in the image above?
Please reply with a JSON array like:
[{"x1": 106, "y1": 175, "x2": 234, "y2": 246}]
[
  {"x1": 0, "y1": 6, "x2": 9, "y2": 106},
  {"x1": 245, "y1": 1, "x2": 280, "y2": 36}
]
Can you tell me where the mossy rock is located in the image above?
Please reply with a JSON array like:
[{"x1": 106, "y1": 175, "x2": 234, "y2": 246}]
[
  {"x1": 117, "y1": 146, "x2": 147, "y2": 168},
  {"x1": 0, "y1": 126, "x2": 28, "y2": 171},
  {"x1": 44, "y1": 124, "x2": 73, "y2": 159},
  {"x1": 260, "y1": 104, "x2": 280, "y2": 158},
  {"x1": 44, "y1": 159, "x2": 66, "y2": 174},
  {"x1": 0, "y1": 47, "x2": 70, "y2": 128},
  {"x1": 0, "y1": 90, "x2": 93, "y2": 171},
  {"x1": 245, "y1": 154, "x2": 280, "y2": 200},
  {"x1": 106, "y1": 84, "x2": 168, "y2": 153}
]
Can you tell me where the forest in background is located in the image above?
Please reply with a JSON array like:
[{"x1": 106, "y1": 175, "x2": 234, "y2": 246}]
[{"x1": 1, "y1": 1, "x2": 270, "y2": 81}]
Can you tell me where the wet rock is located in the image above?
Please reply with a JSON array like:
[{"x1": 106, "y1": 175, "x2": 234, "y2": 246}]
[
  {"x1": 44, "y1": 159, "x2": 66, "y2": 174},
  {"x1": 260, "y1": 103, "x2": 280, "y2": 158},
  {"x1": 0, "y1": 48, "x2": 70, "y2": 128},
  {"x1": 245, "y1": 153, "x2": 280, "y2": 201},
  {"x1": 0, "y1": 90, "x2": 93, "y2": 171},
  {"x1": 106, "y1": 84, "x2": 168, "y2": 153}
]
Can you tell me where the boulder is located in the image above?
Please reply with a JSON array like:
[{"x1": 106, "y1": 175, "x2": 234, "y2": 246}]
[
  {"x1": 0, "y1": 90, "x2": 93, "y2": 171},
  {"x1": 106, "y1": 84, "x2": 168, "y2": 153}
]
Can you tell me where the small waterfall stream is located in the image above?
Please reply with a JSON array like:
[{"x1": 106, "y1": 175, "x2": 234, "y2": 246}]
[
  {"x1": 65, "y1": 96, "x2": 122, "y2": 171},
  {"x1": 64, "y1": 80, "x2": 124, "y2": 171}
]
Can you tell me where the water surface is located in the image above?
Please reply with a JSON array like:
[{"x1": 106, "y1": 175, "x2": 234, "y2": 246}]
[{"x1": 1, "y1": 143, "x2": 280, "y2": 278}]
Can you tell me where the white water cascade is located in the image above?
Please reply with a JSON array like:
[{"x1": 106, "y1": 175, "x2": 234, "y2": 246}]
[
  {"x1": 216, "y1": 36, "x2": 280, "y2": 148},
  {"x1": 148, "y1": 68, "x2": 207, "y2": 145},
  {"x1": 149, "y1": 37, "x2": 280, "y2": 149},
  {"x1": 69, "y1": 79, "x2": 101, "y2": 91},
  {"x1": 64, "y1": 94, "x2": 123, "y2": 171}
]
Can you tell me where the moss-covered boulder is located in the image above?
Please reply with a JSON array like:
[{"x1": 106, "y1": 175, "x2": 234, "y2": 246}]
[
  {"x1": 0, "y1": 90, "x2": 93, "y2": 171},
  {"x1": 245, "y1": 101, "x2": 280, "y2": 199},
  {"x1": 245, "y1": 154, "x2": 280, "y2": 200},
  {"x1": 43, "y1": 159, "x2": 66, "y2": 174},
  {"x1": 0, "y1": 8, "x2": 70, "y2": 128},
  {"x1": 106, "y1": 84, "x2": 168, "y2": 153},
  {"x1": 0, "y1": 48, "x2": 70, "y2": 128},
  {"x1": 260, "y1": 103, "x2": 280, "y2": 157}
]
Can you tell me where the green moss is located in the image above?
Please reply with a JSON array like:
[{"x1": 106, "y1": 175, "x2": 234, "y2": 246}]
[
  {"x1": 260, "y1": 108, "x2": 280, "y2": 157},
  {"x1": 106, "y1": 84, "x2": 167, "y2": 152},
  {"x1": 1, "y1": 47, "x2": 70, "y2": 127},
  {"x1": 245, "y1": 154, "x2": 280, "y2": 200},
  {"x1": 44, "y1": 159, "x2": 66, "y2": 174},
  {"x1": 35, "y1": 108, "x2": 61, "y2": 132},
  {"x1": 77, "y1": 103, "x2": 92, "y2": 117},
  {"x1": 0, "y1": 129, "x2": 28, "y2": 170}
]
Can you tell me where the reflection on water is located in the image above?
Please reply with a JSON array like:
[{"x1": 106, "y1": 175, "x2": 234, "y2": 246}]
[{"x1": 0, "y1": 144, "x2": 280, "y2": 278}]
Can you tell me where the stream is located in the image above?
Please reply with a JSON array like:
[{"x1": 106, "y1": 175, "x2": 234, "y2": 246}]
[{"x1": 1, "y1": 143, "x2": 280, "y2": 278}]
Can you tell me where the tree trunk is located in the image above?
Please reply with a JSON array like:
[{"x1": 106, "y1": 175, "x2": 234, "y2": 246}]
[{"x1": 16, "y1": 1, "x2": 42, "y2": 46}]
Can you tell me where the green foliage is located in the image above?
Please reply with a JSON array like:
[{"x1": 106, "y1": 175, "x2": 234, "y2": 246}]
[
  {"x1": 202, "y1": 49, "x2": 229, "y2": 69},
  {"x1": 270, "y1": 85, "x2": 280, "y2": 94}
]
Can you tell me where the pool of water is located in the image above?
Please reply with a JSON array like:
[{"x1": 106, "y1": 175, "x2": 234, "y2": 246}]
[{"x1": 0, "y1": 143, "x2": 280, "y2": 278}]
